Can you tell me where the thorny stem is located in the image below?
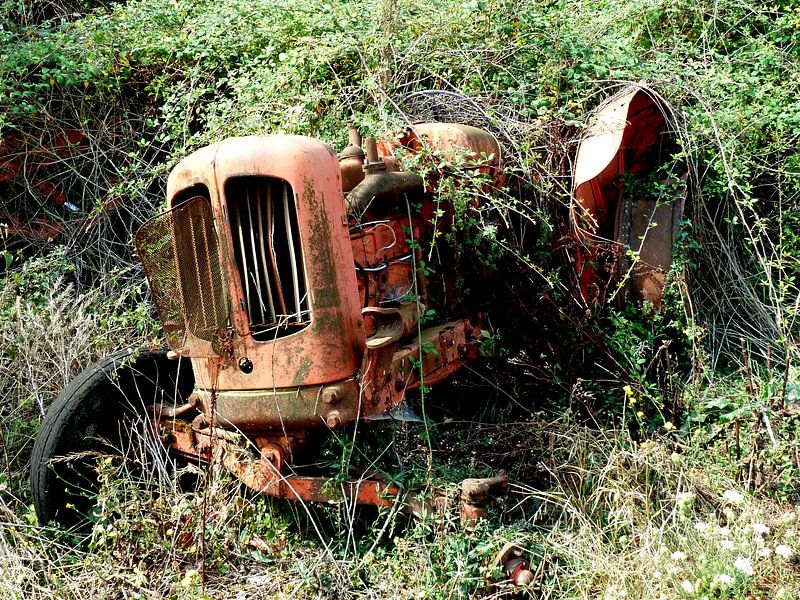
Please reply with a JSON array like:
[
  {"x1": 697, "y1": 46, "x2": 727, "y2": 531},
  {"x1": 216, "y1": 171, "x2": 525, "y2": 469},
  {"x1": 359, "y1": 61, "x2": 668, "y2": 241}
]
[
  {"x1": 741, "y1": 339, "x2": 755, "y2": 400},
  {"x1": 781, "y1": 349, "x2": 790, "y2": 412},
  {"x1": 735, "y1": 417, "x2": 741, "y2": 464},
  {"x1": 200, "y1": 358, "x2": 222, "y2": 591},
  {"x1": 405, "y1": 197, "x2": 433, "y2": 482}
]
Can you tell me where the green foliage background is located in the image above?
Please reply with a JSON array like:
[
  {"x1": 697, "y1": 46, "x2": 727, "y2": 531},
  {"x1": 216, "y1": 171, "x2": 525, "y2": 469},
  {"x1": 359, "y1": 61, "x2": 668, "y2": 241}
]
[
  {"x1": 3, "y1": 0, "x2": 800, "y2": 598},
  {"x1": 4, "y1": 0, "x2": 800, "y2": 354}
]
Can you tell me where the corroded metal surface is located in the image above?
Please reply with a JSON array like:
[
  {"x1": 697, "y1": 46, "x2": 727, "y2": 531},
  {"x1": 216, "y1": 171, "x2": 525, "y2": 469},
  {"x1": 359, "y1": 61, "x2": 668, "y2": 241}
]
[
  {"x1": 193, "y1": 379, "x2": 359, "y2": 430},
  {"x1": 401, "y1": 122, "x2": 502, "y2": 183},
  {"x1": 142, "y1": 123, "x2": 495, "y2": 508},
  {"x1": 210, "y1": 434, "x2": 400, "y2": 507},
  {"x1": 615, "y1": 190, "x2": 686, "y2": 307},
  {"x1": 165, "y1": 135, "x2": 365, "y2": 392},
  {"x1": 571, "y1": 86, "x2": 682, "y2": 308}
]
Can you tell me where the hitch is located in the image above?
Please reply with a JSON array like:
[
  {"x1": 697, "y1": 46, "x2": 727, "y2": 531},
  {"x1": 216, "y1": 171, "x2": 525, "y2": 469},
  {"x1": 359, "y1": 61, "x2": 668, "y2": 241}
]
[{"x1": 460, "y1": 471, "x2": 509, "y2": 522}]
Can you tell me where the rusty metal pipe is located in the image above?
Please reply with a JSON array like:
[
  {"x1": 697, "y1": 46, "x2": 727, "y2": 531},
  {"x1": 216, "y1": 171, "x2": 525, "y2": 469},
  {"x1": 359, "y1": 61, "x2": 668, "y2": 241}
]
[
  {"x1": 364, "y1": 137, "x2": 380, "y2": 165},
  {"x1": 340, "y1": 123, "x2": 367, "y2": 193},
  {"x1": 153, "y1": 394, "x2": 199, "y2": 419},
  {"x1": 347, "y1": 122, "x2": 362, "y2": 149},
  {"x1": 346, "y1": 169, "x2": 423, "y2": 214}
]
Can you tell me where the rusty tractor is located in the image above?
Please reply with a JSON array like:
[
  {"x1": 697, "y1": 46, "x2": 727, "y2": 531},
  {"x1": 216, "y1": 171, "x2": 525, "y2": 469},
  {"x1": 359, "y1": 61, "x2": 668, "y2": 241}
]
[{"x1": 30, "y1": 87, "x2": 677, "y2": 558}]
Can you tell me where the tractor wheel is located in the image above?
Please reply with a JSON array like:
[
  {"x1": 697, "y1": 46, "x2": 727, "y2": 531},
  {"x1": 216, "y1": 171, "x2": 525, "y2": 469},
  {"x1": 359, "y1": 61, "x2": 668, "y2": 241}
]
[{"x1": 30, "y1": 348, "x2": 194, "y2": 529}]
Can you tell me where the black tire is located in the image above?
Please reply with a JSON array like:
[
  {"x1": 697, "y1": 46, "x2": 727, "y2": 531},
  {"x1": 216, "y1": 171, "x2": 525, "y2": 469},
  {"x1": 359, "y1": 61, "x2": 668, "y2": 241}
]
[{"x1": 30, "y1": 348, "x2": 194, "y2": 529}]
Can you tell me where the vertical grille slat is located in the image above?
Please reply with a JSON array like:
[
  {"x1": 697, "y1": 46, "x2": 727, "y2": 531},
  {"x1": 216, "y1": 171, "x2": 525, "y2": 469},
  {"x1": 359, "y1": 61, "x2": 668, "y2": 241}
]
[
  {"x1": 245, "y1": 186, "x2": 264, "y2": 322},
  {"x1": 255, "y1": 184, "x2": 276, "y2": 321},
  {"x1": 226, "y1": 177, "x2": 311, "y2": 341},
  {"x1": 234, "y1": 196, "x2": 251, "y2": 318},
  {"x1": 266, "y1": 183, "x2": 288, "y2": 315},
  {"x1": 283, "y1": 183, "x2": 303, "y2": 321}
]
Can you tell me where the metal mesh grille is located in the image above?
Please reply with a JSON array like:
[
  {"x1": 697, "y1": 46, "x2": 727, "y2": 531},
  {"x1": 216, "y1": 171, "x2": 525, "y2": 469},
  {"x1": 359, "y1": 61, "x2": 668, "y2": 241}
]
[
  {"x1": 226, "y1": 177, "x2": 310, "y2": 341},
  {"x1": 134, "y1": 195, "x2": 228, "y2": 354}
]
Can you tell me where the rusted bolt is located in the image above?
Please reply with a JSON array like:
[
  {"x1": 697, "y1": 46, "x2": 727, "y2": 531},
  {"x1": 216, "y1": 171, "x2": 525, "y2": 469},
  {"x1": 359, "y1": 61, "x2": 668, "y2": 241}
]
[
  {"x1": 260, "y1": 445, "x2": 283, "y2": 469},
  {"x1": 457, "y1": 343, "x2": 467, "y2": 355},
  {"x1": 326, "y1": 411, "x2": 342, "y2": 429},
  {"x1": 322, "y1": 388, "x2": 340, "y2": 404}
]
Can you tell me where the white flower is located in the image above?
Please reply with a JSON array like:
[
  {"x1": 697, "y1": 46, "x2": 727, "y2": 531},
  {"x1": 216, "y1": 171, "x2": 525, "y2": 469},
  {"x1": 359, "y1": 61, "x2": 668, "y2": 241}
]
[
  {"x1": 676, "y1": 492, "x2": 694, "y2": 508},
  {"x1": 713, "y1": 573, "x2": 733, "y2": 589},
  {"x1": 694, "y1": 521, "x2": 710, "y2": 533},
  {"x1": 733, "y1": 556, "x2": 754, "y2": 576},
  {"x1": 681, "y1": 580, "x2": 694, "y2": 593},
  {"x1": 784, "y1": 529, "x2": 796, "y2": 539},
  {"x1": 752, "y1": 523, "x2": 770, "y2": 535},
  {"x1": 720, "y1": 539, "x2": 735, "y2": 551},
  {"x1": 723, "y1": 490, "x2": 745, "y2": 505},
  {"x1": 775, "y1": 544, "x2": 794, "y2": 559},
  {"x1": 603, "y1": 584, "x2": 627, "y2": 599},
  {"x1": 758, "y1": 547, "x2": 772, "y2": 557},
  {"x1": 671, "y1": 550, "x2": 687, "y2": 561},
  {"x1": 719, "y1": 526, "x2": 730, "y2": 537}
]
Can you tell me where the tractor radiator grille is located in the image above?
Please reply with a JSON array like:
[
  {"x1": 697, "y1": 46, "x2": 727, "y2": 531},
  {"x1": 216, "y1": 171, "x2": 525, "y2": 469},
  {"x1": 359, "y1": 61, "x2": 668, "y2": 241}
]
[
  {"x1": 225, "y1": 177, "x2": 310, "y2": 341},
  {"x1": 134, "y1": 194, "x2": 229, "y2": 355}
]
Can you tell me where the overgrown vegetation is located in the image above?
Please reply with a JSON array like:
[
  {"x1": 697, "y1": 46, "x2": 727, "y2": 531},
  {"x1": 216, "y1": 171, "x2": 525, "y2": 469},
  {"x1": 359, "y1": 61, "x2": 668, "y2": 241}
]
[{"x1": 3, "y1": 0, "x2": 800, "y2": 597}]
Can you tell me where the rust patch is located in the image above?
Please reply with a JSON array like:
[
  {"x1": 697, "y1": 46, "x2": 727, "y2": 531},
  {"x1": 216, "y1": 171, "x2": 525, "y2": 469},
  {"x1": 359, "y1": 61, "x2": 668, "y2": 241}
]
[{"x1": 291, "y1": 357, "x2": 313, "y2": 387}]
